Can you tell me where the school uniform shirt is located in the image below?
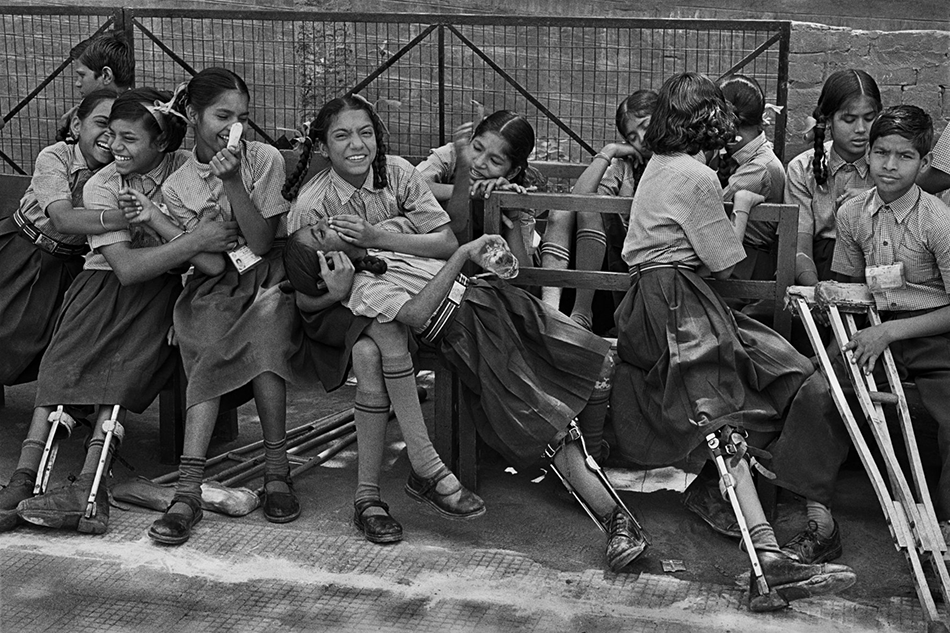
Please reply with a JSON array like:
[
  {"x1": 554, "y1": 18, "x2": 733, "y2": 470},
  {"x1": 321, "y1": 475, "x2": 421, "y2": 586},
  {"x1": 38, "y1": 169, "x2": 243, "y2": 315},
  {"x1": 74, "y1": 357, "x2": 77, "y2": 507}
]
[
  {"x1": 932, "y1": 125, "x2": 950, "y2": 175},
  {"x1": 722, "y1": 132, "x2": 785, "y2": 251},
  {"x1": 345, "y1": 249, "x2": 444, "y2": 325},
  {"x1": 833, "y1": 185, "x2": 950, "y2": 312},
  {"x1": 621, "y1": 152, "x2": 745, "y2": 273},
  {"x1": 785, "y1": 141, "x2": 872, "y2": 240},
  {"x1": 18, "y1": 141, "x2": 97, "y2": 246},
  {"x1": 287, "y1": 155, "x2": 450, "y2": 235},
  {"x1": 162, "y1": 141, "x2": 289, "y2": 240},
  {"x1": 82, "y1": 150, "x2": 190, "y2": 271},
  {"x1": 416, "y1": 142, "x2": 456, "y2": 183}
]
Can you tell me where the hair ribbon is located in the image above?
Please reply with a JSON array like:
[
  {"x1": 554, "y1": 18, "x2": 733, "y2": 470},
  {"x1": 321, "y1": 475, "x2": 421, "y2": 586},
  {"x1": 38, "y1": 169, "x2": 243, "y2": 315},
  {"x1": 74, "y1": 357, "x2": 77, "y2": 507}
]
[{"x1": 144, "y1": 81, "x2": 189, "y2": 131}]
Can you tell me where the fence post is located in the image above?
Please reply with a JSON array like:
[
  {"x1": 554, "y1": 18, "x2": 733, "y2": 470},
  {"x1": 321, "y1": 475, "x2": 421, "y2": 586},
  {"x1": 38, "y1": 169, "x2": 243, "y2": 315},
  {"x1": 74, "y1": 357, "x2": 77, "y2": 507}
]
[
  {"x1": 115, "y1": 8, "x2": 136, "y2": 88},
  {"x1": 774, "y1": 22, "x2": 791, "y2": 163},
  {"x1": 438, "y1": 23, "x2": 445, "y2": 146}
]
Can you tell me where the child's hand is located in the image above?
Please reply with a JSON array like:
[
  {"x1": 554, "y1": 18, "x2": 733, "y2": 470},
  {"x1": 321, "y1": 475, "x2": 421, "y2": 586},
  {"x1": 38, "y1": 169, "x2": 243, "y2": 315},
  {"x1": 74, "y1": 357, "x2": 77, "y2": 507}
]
[
  {"x1": 120, "y1": 188, "x2": 161, "y2": 225},
  {"x1": 733, "y1": 189, "x2": 766, "y2": 211},
  {"x1": 210, "y1": 146, "x2": 242, "y2": 181},
  {"x1": 601, "y1": 142, "x2": 643, "y2": 163},
  {"x1": 318, "y1": 250, "x2": 355, "y2": 301},
  {"x1": 471, "y1": 177, "x2": 535, "y2": 199},
  {"x1": 844, "y1": 322, "x2": 893, "y2": 375},
  {"x1": 328, "y1": 214, "x2": 382, "y2": 248},
  {"x1": 191, "y1": 213, "x2": 239, "y2": 253},
  {"x1": 462, "y1": 234, "x2": 507, "y2": 262},
  {"x1": 835, "y1": 187, "x2": 865, "y2": 209},
  {"x1": 453, "y1": 122, "x2": 475, "y2": 165}
]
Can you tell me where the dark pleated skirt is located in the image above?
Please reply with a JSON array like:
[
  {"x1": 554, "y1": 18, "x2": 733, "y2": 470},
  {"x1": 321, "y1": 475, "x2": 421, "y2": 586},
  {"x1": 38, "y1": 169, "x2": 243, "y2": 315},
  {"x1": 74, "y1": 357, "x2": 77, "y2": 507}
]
[
  {"x1": 0, "y1": 219, "x2": 83, "y2": 385},
  {"x1": 35, "y1": 269, "x2": 180, "y2": 413},
  {"x1": 611, "y1": 267, "x2": 814, "y2": 470},
  {"x1": 299, "y1": 303, "x2": 373, "y2": 392},
  {"x1": 438, "y1": 279, "x2": 611, "y2": 467},
  {"x1": 174, "y1": 246, "x2": 317, "y2": 407}
]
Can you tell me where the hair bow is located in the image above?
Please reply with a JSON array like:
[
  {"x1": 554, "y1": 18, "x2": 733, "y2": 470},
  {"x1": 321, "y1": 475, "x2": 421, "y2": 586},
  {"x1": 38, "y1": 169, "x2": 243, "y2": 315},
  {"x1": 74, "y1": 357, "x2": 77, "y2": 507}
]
[{"x1": 144, "y1": 82, "x2": 189, "y2": 131}]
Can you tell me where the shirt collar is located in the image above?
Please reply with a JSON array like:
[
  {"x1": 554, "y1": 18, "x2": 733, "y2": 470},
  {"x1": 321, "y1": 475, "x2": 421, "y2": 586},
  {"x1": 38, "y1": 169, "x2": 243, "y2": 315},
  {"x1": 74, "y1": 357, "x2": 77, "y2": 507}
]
[
  {"x1": 191, "y1": 153, "x2": 215, "y2": 180},
  {"x1": 126, "y1": 154, "x2": 176, "y2": 190},
  {"x1": 870, "y1": 185, "x2": 921, "y2": 222},
  {"x1": 69, "y1": 142, "x2": 94, "y2": 176},
  {"x1": 730, "y1": 132, "x2": 767, "y2": 166},
  {"x1": 329, "y1": 166, "x2": 376, "y2": 202},
  {"x1": 828, "y1": 143, "x2": 869, "y2": 178}
]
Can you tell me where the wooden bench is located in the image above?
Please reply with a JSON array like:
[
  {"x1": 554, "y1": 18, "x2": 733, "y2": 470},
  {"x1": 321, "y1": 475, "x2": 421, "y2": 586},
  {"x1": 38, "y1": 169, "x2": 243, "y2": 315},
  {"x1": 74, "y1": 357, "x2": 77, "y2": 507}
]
[
  {"x1": 432, "y1": 190, "x2": 799, "y2": 492},
  {"x1": 0, "y1": 173, "x2": 236, "y2": 463}
]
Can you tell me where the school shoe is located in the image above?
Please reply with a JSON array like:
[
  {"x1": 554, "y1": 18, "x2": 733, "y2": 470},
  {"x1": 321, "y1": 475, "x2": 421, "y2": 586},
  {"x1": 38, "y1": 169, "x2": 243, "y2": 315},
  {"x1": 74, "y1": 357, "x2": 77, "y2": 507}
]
[
  {"x1": 353, "y1": 498, "x2": 403, "y2": 544},
  {"x1": 748, "y1": 549, "x2": 856, "y2": 612},
  {"x1": 605, "y1": 506, "x2": 648, "y2": 572},
  {"x1": 17, "y1": 473, "x2": 109, "y2": 534},
  {"x1": 405, "y1": 466, "x2": 486, "y2": 519},
  {"x1": 682, "y1": 470, "x2": 741, "y2": 539},
  {"x1": 0, "y1": 469, "x2": 37, "y2": 532},
  {"x1": 148, "y1": 495, "x2": 203, "y2": 545},
  {"x1": 780, "y1": 520, "x2": 843, "y2": 564},
  {"x1": 262, "y1": 471, "x2": 301, "y2": 524}
]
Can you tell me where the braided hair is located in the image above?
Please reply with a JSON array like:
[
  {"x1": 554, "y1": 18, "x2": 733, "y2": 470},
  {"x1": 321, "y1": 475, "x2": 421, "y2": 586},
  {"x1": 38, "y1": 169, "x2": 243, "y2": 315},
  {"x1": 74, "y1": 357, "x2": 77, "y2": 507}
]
[
  {"x1": 282, "y1": 95, "x2": 390, "y2": 201},
  {"x1": 810, "y1": 69, "x2": 881, "y2": 186}
]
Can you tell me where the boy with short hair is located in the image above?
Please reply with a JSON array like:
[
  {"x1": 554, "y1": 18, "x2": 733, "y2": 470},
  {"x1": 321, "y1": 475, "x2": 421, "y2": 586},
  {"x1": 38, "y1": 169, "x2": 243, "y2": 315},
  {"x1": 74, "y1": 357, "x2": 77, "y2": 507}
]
[
  {"x1": 770, "y1": 104, "x2": 950, "y2": 563},
  {"x1": 72, "y1": 32, "x2": 134, "y2": 96}
]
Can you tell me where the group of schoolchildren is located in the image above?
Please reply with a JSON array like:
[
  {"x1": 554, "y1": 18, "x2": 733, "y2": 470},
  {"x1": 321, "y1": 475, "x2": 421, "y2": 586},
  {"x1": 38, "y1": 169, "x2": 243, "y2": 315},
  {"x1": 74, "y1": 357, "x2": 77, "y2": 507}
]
[{"x1": 2, "y1": 30, "x2": 950, "y2": 614}]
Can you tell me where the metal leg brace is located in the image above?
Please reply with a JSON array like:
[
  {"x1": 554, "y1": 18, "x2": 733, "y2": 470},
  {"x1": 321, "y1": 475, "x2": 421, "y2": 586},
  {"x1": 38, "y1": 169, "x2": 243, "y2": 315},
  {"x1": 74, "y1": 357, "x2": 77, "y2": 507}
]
[
  {"x1": 789, "y1": 282, "x2": 950, "y2": 632},
  {"x1": 83, "y1": 405, "x2": 125, "y2": 522},
  {"x1": 34, "y1": 406, "x2": 78, "y2": 495}
]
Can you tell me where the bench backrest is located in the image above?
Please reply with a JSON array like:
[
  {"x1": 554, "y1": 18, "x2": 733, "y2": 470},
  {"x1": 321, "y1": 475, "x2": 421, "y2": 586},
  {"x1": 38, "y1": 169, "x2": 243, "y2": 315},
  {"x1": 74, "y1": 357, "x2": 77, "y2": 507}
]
[
  {"x1": 480, "y1": 191, "x2": 798, "y2": 340},
  {"x1": 0, "y1": 174, "x2": 30, "y2": 221}
]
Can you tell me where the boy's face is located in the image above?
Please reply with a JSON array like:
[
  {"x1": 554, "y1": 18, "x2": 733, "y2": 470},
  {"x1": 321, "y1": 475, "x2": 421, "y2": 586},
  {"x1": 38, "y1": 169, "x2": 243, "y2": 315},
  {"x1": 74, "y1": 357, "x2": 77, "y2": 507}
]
[
  {"x1": 869, "y1": 133, "x2": 928, "y2": 203},
  {"x1": 74, "y1": 62, "x2": 106, "y2": 97}
]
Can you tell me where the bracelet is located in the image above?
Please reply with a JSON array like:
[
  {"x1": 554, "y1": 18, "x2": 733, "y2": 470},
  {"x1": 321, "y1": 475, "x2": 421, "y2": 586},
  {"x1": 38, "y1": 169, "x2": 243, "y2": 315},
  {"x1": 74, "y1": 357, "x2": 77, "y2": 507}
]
[
  {"x1": 99, "y1": 209, "x2": 107, "y2": 230},
  {"x1": 733, "y1": 208, "x2": 750, "y2": 216},
  {"x1": 168, "y1": 231, "x2": 187, "y2": 243},
  {"x1": 593, "y1": 152, "x2": 612, "y2": 163}
]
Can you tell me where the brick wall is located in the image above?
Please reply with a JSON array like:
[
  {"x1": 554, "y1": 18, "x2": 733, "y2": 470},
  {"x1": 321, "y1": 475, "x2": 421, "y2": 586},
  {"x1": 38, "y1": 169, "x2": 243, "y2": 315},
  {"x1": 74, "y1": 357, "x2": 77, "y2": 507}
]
[{"x1": 785, "y1": 22, "x2": 949, "y2": 162}]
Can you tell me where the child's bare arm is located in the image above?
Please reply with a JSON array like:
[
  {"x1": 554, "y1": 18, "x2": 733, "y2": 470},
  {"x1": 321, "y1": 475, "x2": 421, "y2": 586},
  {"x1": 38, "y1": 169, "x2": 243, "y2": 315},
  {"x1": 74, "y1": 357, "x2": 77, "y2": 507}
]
[{"x1": 46, "y1": 201, "x2": 128, "y2": 235}]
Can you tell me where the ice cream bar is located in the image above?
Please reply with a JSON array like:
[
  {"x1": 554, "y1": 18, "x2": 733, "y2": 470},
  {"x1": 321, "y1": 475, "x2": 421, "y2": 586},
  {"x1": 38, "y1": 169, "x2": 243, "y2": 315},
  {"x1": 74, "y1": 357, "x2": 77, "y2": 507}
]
[{"x1": 227, "y1": 122, "x2": 243, "y2": 152}]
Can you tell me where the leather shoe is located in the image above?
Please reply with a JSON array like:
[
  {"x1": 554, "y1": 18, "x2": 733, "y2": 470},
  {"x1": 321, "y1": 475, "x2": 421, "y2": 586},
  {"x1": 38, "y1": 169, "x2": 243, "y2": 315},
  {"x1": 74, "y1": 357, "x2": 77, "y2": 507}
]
[
  {"x1": 405, "y1": 466, "x2": 485, "y2": 519},
  {"x1": 780, "y1": 520, "x2": 842, "y2": 564},
  {"x1": 748, "y1": 549, "x2": 856, "y2": 611},
  {"x1": 18, "y1": 473, "x2": 109, "y2": 534},
  {"x1": 682, "y1": 470, "x2": 741, "y2": 539},
  {"x1": 354, "y1": 498, "x2": 403, "y2": 544},
  {"x1": 262, "y1": 471, "x2": 301, "y2": 524},
  {"x1": 148, "y1": 495, "x2": 203, "y2": 545},
  {"x1": 0, "y1": 469, "x2": 36, "y2": 533},
  {"x1": 605, "y1": 506, "x2": 648, "y2": 571}
]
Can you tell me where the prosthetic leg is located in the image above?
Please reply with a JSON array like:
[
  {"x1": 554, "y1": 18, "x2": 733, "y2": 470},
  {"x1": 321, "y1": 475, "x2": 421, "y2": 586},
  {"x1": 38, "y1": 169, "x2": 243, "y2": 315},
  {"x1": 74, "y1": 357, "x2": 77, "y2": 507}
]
[
  {"x1": 544, "y1": 421, "x2": 649, "y2": 570},
  {"x1": 789, "y1": 282, "x2": 950, "y2": 633},
  {"x1": 33, "y1": 406, "x2": 79, "y2": 495}
]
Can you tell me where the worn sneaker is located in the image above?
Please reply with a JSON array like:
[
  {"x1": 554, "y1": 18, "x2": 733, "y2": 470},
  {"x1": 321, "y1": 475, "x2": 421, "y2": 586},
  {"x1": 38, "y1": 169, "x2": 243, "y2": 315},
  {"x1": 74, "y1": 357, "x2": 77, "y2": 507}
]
[
  {"x1": 682, "y1": 471, "x2": 741, "y2": 539},
  {"x1": 781, "y1": 520, "x2": 842, "y2": 564}
]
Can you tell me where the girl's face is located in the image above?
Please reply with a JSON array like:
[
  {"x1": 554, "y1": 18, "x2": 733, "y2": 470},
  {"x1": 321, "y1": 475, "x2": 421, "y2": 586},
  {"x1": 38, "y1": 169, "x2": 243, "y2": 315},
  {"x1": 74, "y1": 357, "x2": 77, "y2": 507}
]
[
  {"x1": 829, "y1": 95, "x2": 879, "y2": 162},
  {"x1": 468, "y1": 131, "x2": 518, "y2": 181},
  {"x1": 73, "y1": 98, "x2": 114, "y2": 169},
  {"x1": 191, "y1": 89, "x2": 250, "y2": 163},
  {"x1": 321, "y1": 109, "x2": 377, "y2": 188},
  {"x1": 299, "y1": 219, "x2": 357, "y2": 257},
  {"x1": 619, "y1": 113, "x2": 652, "y2": 158},
  {"x1": 108, "y1": 116, "x2": 164, "y2": 176}
]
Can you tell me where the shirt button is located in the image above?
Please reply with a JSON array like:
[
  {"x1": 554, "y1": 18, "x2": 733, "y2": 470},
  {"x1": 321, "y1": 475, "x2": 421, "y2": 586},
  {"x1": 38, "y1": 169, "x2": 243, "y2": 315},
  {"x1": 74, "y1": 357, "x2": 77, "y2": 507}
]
[
  {"x1": 883, "y1": 240, "x2": 889, "y2": 246},
  {"x1": 891, "y1": 302, "x2": 897, "y2": 307}
]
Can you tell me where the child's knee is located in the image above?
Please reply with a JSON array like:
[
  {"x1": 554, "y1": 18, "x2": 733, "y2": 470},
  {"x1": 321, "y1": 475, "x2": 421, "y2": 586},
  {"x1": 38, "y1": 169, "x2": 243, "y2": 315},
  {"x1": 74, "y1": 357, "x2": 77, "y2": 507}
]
[{"x1": 597, "y1": 353, "x2": 616, "y2": 387}]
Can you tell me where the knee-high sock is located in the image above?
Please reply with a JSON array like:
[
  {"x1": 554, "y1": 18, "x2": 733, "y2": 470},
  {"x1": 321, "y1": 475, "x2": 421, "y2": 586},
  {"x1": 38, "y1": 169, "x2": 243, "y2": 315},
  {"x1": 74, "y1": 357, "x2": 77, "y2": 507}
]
[
  {"x1": 576, "y1": 383, "x2": 610, "y2": 462},
  {"x1": 806, "y1": 499, "x2": 835, "y2": 538},
  {"x1": 354, "y1": 389, "x2": 390, "y2": 503},
  {"x1": 729, "y1": 458, "x2": 780, "y2": 553},
  {"x1": 551, "y1": 440, "x2": 614, "y2": 518},
  {"x1": 571, "y1": 228, "x2": 607, "y2": 326},
  {"x1": 382, "y1": 353, "x2": 442, "y2": 479},
  {"x1": 263, "y1": 438, "x2": 289, "y2": 477},
  {"x1": 539, "y1": 242, "x2": 571, "y2": 309},
  {"x1": 175, "y1": 456, "x2": 207, "y2": 506},
  {"x1": 16, "y1": 439, "x2": 46, "y2": 474}
]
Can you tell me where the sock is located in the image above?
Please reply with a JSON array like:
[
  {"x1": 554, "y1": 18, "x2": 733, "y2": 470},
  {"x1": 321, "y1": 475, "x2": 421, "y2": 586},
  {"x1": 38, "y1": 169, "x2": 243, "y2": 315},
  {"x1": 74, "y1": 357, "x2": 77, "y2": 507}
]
[
  {"x1": 551, "y1": 439, "x2": 614, "y2": 519},
  {"x1": 354, "y1": 389, "x2": 390, "y2": 506},
  {"x1": 16, "y1": 438, "x2": 46, "y2": 474},
  {"x1": 539, "y1": 242, "x2": 570, "y2": 309},
  {"x1": 263, "y1": 437, "x2": 289, "y2": 477},
  {"x1": 175, "y1": 455, "x2": 207, "y2": 507},
  {"x1": 749, "y1": 522, "x2": 780, "y2": 552},
  {"x1": 571, "y1": 228, "x2": 607, "y2": 326},
  {"x1": 382, "y1": 353, "x2": 442, "y2": 480},
  {"x1": 576, "y1": 368, "x2": 611, "y2": 461},
  {"x1": 806, "y1": 499, "x2": 835, "y2": 538},
  {"x1": 81, "y1": 438, "x2": 106, "y2": 476}
]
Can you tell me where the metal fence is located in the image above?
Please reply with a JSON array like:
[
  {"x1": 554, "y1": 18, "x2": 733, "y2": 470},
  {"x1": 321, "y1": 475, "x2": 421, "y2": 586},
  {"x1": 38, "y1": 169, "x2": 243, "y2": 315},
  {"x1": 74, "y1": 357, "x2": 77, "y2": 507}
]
[{"x1": 0, "y1": 7, "x2": 790, "y2": 175}]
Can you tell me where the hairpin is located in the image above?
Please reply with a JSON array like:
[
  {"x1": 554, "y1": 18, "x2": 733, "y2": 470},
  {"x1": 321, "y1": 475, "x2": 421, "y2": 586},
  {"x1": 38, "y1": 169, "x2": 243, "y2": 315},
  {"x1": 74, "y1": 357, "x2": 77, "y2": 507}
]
[{"x1": 762, "y1": 103, "x2": 784, "y2": 127}]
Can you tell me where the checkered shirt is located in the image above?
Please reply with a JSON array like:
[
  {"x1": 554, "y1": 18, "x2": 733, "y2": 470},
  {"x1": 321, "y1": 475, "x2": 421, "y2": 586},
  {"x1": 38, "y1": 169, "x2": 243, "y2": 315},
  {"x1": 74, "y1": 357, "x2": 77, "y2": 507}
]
[
  {"x1": 162, "y1": 141, "x2": 290, "y2": 242},
  {"x1": 345, "y1": 249, "x2": 445, "y2": 325},
  {"x1": 287, "y1": 155, "x2": 450, "y2": 236},
  {"x1": 17, "y1": 142, "x2": 97, "y2": 245},
  {"x1": 83, "y1": 149, "x2": 190, "y2": 271},
  {"x1": 833, "y1": 185, "x2": 950, "y2": 312},
  {"x1": 722, "y1": 132, "x2": 786, "y2": 249},
  {"x1": 932, "y1": 125, "x2": 950, "y2": 175},
  {"x1": 621, "y1": 152, "x2": 745, "y2": 273},
  {"x1": 416, "y1": 142, "x2": 456, "y2": 184},
  {"x1": 785, "y1": 141, "x2": 873, "y2": 240}
]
